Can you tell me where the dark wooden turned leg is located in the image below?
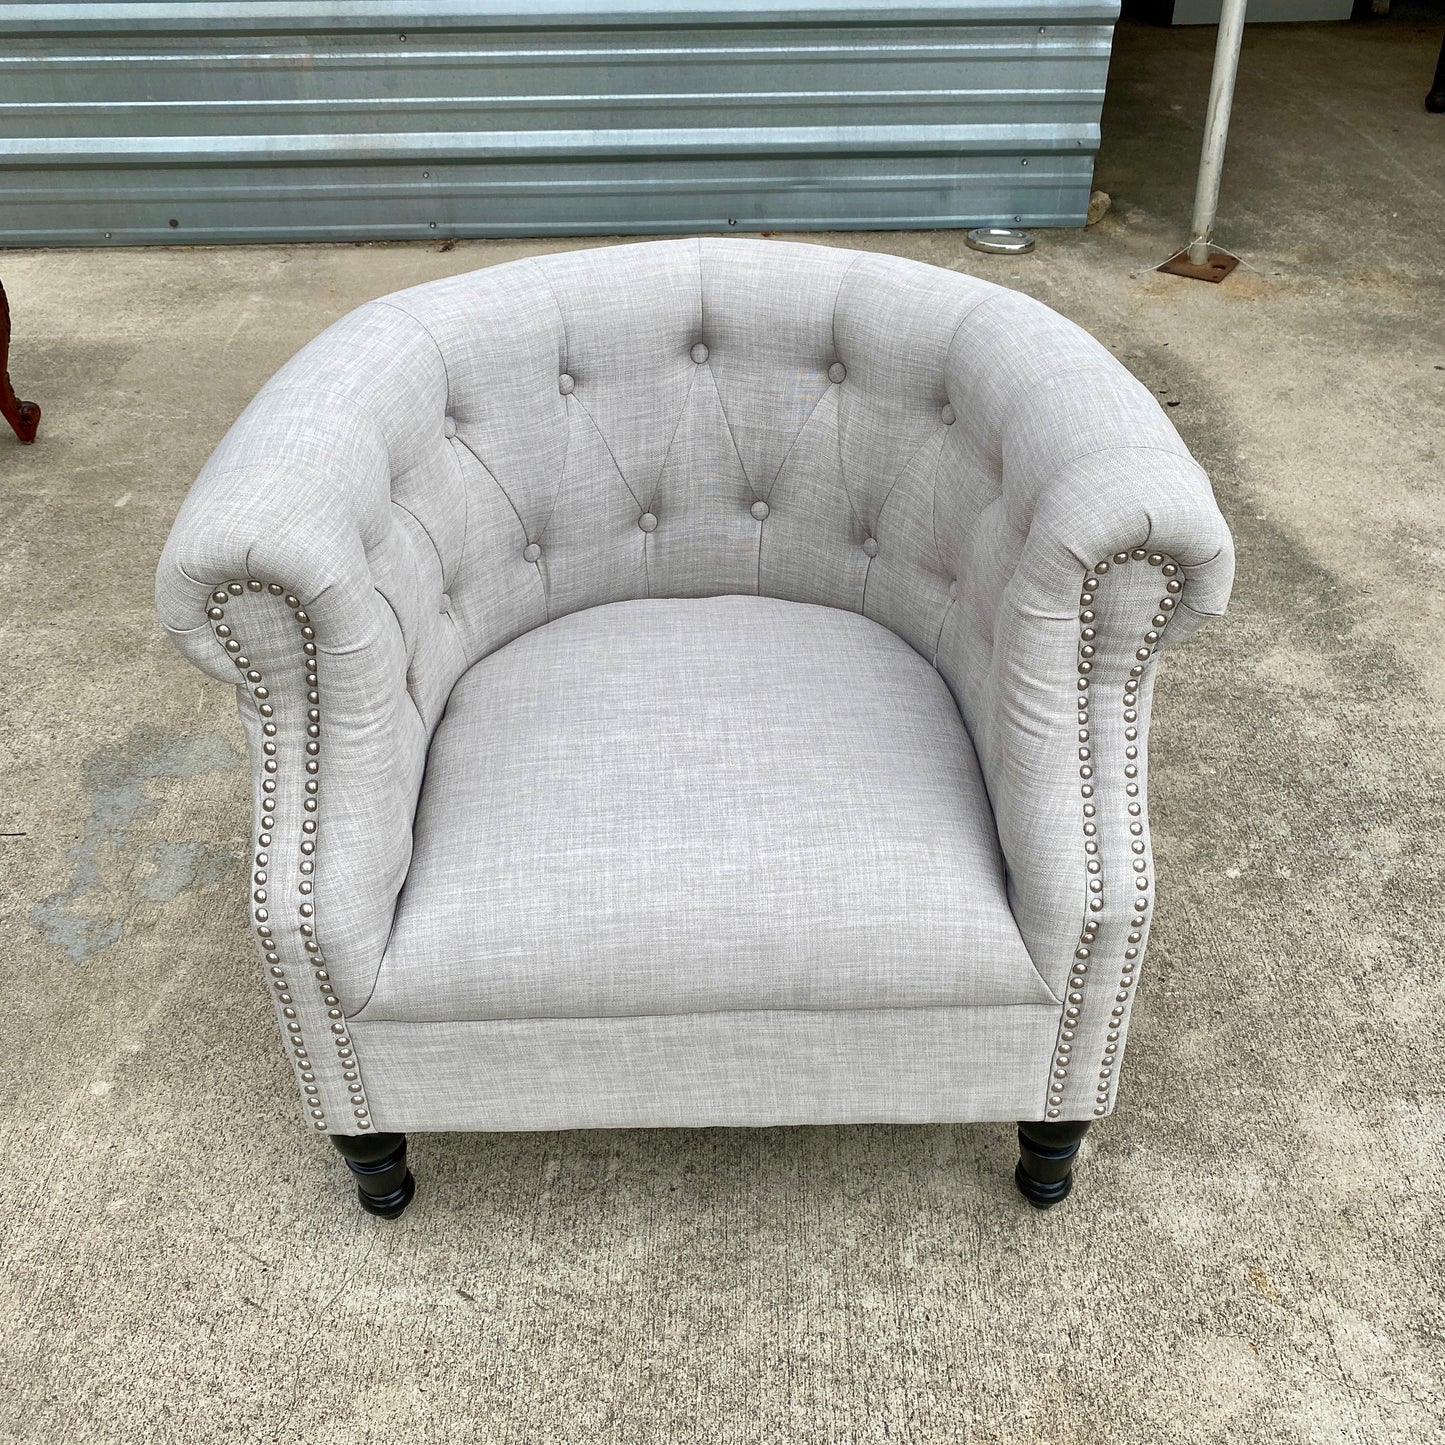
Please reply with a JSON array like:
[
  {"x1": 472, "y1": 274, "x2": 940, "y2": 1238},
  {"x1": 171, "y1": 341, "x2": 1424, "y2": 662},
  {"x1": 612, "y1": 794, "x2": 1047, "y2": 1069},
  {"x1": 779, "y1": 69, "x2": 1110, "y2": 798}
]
[
  {"x1": 1015, "y1": 1120, "x2": 1091, "y2": 1209},
  {"x1": 330, "y1": 1131, "x2": 416, "y2": 1219},
  {"x1": 0, "y1": 279, "x2": 42, "y2": 445},
  {"x1": 1428, "y1": 33, "x2": 1445, "y2": 114}
]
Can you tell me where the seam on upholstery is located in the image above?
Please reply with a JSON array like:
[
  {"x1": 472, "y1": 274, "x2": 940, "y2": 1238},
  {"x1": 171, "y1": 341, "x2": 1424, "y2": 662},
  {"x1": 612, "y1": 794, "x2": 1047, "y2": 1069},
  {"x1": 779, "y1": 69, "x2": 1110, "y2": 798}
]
[
  {"x1": 927, "y1": 427, "x2": 952, "y2": 577},
  {"x1": 529, "y1": 257, "x2": 572, "y2": 372},
  {"x1": 200, "y1": 382, "x2": 400, "y2": 443},
  {"x1": 1055, "y1": 441, "x2": 1206, "y2": 472},
  {"x1": 452, "y1": 434, "x2": 531, "y2": 544},
  {"x1": 826, "y1": 254, "x2": 869, "y2": 545},
  {"x1": 830, "y1": 249, "x2": 867, "y2": 353},
  {"x1": 529, "y1": 252, "x2": 594, "y2": 602},
  {"x1": 390, "y1": 495, "x2": 448, "y2": 582},
  {"x1": 695, "y1": 238, "x2": 758, "y2": 503},
  {"x1": 366, "y1": 304, "x2": 462, "y2": 592},
  {"x1": 370, "y1": 579, "x2": 407, "y2": 644},
  {"x1": 761, "y1": 376, "x2": 835, "y2": 504},
  {"x1": 641, "y1": 363, "x2": 701, "y2": 596},
  {"x1": 706, "y1": 361, "x2": 757, "y2": 499},
  {"x1": 447, "y1": 428, "x2": 472, "y2": 601},
  {"x1": 371, "y1": 585, "x2": 427, "y2": 728},
  {"x1": 569, "y1": 390, "x2": 646, "y2": 514},
  {"x1": 442, "y1": 608, "x2": 469, "y2": 675},
  {"x1": 164, "y1": 617, "x2": 215, "y2": 637},
  {"x1": 941, "y1": 289, "x2": 1009, "y2": 368},
  {"x1": 533, "y1": 400, "x2": 573, "y2": 561},
  {"x1": 1176, "y1": 598, "x2": 1222, "y2": 621},
  {"x1": 757, "y1": 250, "x2": 868, "y2": 507},
  {"x1": 528, "y1": 258, "x2": 576, "y2": 560},
  {"x1": 647, "y1": 362, "x2": 699, "y2": 512},
  {"x1": 695, "y1": 234, "x2": 706, "y2": 356},
  {"x1": 349, "y1": 996, "x2": 1062, "y2": 1026},
  {"x1": 926, "y1": 424, "x2": 958, "y2": 664},
  {"x1": 874, "y1": 426, "x2": 946, "y2": 541},
  {"x1": 369, "y1": 299, "x2": 455, "y2": 403},
  {"x1": 702, "y1": 363, "x2": 757, "y2": 497},
  {"x1": 930, "y1": 594, "x2": 957, "y2": 667},
  {"x1": 834, "y1": 391, "x2": 867, "y2": 578}
]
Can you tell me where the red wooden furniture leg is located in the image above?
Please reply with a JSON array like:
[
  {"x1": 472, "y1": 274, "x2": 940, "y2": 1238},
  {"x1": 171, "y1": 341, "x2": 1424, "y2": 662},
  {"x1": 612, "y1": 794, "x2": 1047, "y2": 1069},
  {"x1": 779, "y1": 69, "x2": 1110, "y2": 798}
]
[{"x1": 1, "y1": 280, "x2": 42, "y2": 444}]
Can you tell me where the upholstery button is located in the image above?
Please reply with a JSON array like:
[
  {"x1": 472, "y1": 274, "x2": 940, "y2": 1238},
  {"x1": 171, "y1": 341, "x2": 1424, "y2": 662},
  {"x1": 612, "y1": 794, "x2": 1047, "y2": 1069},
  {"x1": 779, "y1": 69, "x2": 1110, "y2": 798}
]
[
  {"x1": 638, "y1": 512, "x2": 658, "y2": 533},
  {"x1": 443, "y1": 416, "x2": 457, "y2": 438},
  {"x1": 828, "y1": 362, "x2": 846, "y2": 384},
  {"x1": 862, "y1": 537, "x2": 879, "y2": 558},
  {"x1": 750, "y1": 500, "x2": 769, "y2": 521},
  {"x1": 558, "y1": 373, "x2": 574, "y2": 395},
  {"x1": 523, "y1": 543, "x2": 541, "y2": 563},
  {"x1": 941, "y1": 404, "x2": 956, "y2": 425},
  {"x1": 690, "y1": 343, "x2": 709, "y2": 364},
  {"x1": 949, "y1": 580, "x2": 959, "y2": 599}
]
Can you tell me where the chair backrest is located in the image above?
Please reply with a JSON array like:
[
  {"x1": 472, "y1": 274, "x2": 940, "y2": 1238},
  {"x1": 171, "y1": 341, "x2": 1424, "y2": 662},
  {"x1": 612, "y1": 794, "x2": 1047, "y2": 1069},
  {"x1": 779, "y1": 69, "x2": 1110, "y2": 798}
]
[{"x1": 243, "y1": 238, "x2": 1194, "y2": 738}]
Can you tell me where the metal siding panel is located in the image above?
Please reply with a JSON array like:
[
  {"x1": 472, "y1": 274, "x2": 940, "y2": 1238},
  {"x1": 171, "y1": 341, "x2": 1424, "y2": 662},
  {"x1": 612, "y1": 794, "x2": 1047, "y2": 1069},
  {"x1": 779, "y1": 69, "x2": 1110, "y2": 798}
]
[{"x1": 0, "y1": 3, "x2": 1118, "y2": 245}]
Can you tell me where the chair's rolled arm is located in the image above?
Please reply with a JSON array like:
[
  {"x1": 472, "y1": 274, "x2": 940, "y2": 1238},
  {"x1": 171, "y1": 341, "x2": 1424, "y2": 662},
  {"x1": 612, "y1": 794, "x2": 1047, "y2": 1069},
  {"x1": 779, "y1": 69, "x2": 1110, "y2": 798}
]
[
  {"x1": 940, "y1": 291, "x2": 1235, "y2": 1120},
  {"x1": 156, "y1": 303, "x2": 457, "y2": 1064},
  {"x1": 969, "y1": 450, "x2": 1232, "y2": 1120}
]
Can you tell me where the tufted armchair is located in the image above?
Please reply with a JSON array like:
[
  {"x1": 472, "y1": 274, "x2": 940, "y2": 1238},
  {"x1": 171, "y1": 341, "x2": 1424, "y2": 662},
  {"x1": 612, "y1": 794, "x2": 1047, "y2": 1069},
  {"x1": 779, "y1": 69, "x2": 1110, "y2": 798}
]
[{"x1": 157, "y1": 240, "x2": 1233, "y2": 1216}]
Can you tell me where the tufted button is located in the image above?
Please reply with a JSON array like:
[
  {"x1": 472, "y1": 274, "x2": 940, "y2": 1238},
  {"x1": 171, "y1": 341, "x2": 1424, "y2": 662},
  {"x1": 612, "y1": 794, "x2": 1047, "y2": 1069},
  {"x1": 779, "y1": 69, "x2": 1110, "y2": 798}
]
[
  {"x1": 949, "y1": 580, "x2": 958, "y2": 599},
  {"x1": 443, "y1": 416, "x2": 457, "y2": 439},
  {"x1": 523, "y1": 542, "x2": 541, "y2": 563},
  {"x1": 638, "y1": 512, "x2": 658, "y2": 533},
  {"x1": 440, "y1": 593, "x2": 452, "y2": 612},
  {"x1": 941, "y1": 404, "x2": 956, "y2": 426},
  {"x1": 690, "y1": 343, "x2": 709, "y2": 364},
  {"x1": 558, "y1": 373, "x2": 574, "y2": 395},
  {"x1": 750, "y1": 500, "x2": 770, "y2": 522},
  {"x1": 862, "y1": 537, "x2": 879, "y2": 558},
  {"x1": 827, "y1": 362, "x2": 846, "y2": 384}
]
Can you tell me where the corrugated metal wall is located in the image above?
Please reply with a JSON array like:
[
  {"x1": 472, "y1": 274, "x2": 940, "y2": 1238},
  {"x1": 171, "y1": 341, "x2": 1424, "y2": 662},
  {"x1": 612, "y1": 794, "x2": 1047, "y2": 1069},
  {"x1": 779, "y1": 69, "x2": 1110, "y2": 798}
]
[{"x1": 0, "y1": 1, "x2": 1119, "y2": 245}]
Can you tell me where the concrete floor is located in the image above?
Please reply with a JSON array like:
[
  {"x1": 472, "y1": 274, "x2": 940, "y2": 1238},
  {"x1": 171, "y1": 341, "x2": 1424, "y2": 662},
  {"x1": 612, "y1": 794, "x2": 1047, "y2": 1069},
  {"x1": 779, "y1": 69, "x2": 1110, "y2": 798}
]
[{"x1": 3, "y1": 10, "x2": 1444, "y2": 1445}]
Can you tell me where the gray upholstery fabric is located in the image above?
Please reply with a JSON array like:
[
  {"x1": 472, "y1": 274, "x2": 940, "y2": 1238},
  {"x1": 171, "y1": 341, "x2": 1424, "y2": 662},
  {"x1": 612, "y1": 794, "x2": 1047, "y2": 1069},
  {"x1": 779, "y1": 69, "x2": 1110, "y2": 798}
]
[
  {"x1": 349, "y1": 1006, "x2": 1062, "y2": 1134},
  {"x1": 363, "y1": 596, "x2": 1055, "y2": 1024},
  {"x1": 156, "y1": 239, "x2": 1234, "y2": 1133}
]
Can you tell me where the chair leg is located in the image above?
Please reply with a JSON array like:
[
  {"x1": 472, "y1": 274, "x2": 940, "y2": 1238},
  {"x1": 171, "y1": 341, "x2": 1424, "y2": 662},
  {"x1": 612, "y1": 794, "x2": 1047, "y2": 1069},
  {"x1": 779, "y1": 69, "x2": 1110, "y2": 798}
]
[
  {"x1": 330, "y1": 1131, "x2": 416, "y2": 1218},
  {"x1": 1428, "y1": 33, "x2": 1445, "y2": 113},
  {"x1": 1, "y1": 280, "x2": 42, "y2": 445},
  {"x1": 1015, "y1": 1119, "x2": 1091, "y2": 1209}
]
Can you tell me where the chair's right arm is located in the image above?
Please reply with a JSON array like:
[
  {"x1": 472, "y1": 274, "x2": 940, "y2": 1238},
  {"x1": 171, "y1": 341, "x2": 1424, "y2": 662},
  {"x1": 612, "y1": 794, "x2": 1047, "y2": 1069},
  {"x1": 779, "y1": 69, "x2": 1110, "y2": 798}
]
[
  {"x1": 156, "y1": 302, "x2": 462, "y2": 1133},
  {"x1": 938, "y1": 290, "x2": 1235, "y2": 1123}
]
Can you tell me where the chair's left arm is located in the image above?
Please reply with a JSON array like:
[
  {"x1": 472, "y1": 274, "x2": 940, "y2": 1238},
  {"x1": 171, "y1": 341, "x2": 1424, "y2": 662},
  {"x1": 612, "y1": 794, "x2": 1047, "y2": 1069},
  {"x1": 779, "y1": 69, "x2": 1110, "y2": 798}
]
[{"x1": 156, "y1": 305, "x2": 458, "y2": 1135}]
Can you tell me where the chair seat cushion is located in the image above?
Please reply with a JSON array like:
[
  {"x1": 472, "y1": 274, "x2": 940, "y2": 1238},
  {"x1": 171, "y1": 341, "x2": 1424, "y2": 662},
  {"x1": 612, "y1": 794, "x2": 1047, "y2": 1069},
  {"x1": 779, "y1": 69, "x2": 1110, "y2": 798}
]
[{"x1": 361, "y1": 596, "x2": 1057, "y2": 1024}]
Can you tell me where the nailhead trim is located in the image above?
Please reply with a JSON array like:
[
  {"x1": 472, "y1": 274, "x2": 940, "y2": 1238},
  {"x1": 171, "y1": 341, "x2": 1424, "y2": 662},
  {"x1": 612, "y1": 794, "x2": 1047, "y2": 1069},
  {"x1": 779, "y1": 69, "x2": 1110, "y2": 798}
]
[
  {"x1": 209, "y1": 579, "x2": 373, "y2": 1134},
  {"x1": 1045, "y1": 549, "x2": 1184, "y2": 1120}
]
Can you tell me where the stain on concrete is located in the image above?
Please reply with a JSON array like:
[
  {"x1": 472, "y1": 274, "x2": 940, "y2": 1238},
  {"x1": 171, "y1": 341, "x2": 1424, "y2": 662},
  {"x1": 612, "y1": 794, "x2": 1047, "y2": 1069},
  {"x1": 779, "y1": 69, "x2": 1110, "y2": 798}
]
[{"x1": 32, "y1": 728, "x2": 239, "y2": 962}]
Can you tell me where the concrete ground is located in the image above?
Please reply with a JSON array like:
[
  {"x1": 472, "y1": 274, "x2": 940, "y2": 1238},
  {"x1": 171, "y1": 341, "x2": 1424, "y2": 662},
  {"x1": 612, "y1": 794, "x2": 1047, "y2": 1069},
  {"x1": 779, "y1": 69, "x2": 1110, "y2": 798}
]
[{"x1": 2, "y1": 10, "x2": 1443, "y2": 1444}]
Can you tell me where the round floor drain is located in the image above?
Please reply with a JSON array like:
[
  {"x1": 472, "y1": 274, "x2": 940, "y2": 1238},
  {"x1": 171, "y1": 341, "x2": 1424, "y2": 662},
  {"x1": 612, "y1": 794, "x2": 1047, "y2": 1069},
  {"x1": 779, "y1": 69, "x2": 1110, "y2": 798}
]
[{"x1": 965, "y1": 228, "x2": 1036, "y2": 255}]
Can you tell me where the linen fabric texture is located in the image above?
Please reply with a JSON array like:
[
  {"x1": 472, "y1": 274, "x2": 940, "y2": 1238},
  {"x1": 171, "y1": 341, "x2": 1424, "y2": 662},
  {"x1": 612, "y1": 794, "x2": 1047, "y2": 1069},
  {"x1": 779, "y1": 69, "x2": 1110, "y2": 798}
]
[
  {"x1": 363, "y1": 596, "x2": 1057, "y2": 1024},
  {"x1": 156, "y1": 238, "x2": 1234, "y2": 1133}
]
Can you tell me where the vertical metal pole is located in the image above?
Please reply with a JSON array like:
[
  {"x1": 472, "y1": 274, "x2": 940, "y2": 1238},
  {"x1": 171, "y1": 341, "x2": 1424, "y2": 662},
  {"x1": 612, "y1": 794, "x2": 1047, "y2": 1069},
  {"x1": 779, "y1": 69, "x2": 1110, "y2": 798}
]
[{"x1": 1186, "y1": 0, "x2": 1249, "y2": 266}]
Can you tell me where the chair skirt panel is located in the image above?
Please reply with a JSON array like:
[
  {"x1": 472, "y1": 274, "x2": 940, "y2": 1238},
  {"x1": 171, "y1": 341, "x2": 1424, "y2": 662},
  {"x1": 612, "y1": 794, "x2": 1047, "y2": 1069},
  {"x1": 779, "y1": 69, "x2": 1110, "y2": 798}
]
[{"x1": 347, "y1": 1006, "x2": 1064, "y2": 1134}]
